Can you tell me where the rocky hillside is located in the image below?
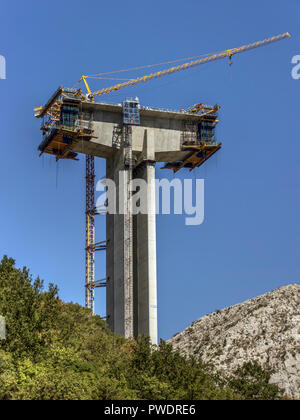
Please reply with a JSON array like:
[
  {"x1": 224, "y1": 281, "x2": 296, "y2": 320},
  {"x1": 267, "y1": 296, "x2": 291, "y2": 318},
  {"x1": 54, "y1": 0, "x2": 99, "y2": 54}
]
[{"x1": 169, "y1": 284, "x2": 300, "y2": 398}]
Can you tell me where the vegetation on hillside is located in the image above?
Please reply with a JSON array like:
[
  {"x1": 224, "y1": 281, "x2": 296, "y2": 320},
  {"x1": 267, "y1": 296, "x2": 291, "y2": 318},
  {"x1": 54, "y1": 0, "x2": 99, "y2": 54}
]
[{"x1": 0, "y1": 256, "x2": 283, "y2": 400}]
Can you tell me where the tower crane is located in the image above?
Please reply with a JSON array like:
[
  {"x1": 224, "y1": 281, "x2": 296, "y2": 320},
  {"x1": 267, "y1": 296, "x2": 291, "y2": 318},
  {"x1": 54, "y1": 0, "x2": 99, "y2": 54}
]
[{"x1": 34, "y1": 32, "x2": 290, "y2": 316}]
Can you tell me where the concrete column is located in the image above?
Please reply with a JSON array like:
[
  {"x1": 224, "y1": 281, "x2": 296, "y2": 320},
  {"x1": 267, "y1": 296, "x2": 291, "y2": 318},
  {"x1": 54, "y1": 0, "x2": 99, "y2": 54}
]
[
  {"x1": 106, "y1": 150, "x2": 127, "y2": 337},
  {"x1": 133, "y1": 162, "x2": 157, "y2": 344},
  {"x1": 106, "y1": 158, "x2": 115, "y2": 333},
  {"x1": 133, "y1": 129, "x2": 158, "y2": 345},
  {"x1": 106, "y1": 129, "x2": 158, "y2": 345}
]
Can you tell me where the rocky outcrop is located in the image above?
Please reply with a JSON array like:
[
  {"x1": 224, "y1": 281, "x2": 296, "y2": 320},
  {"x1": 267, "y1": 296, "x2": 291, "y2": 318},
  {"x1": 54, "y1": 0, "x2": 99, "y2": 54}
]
[
  {"x1": 0, "y1": 316, "x2": 5, "y2": 340},
  {"x1": 169, "y1": 284, "x2": 300, "y2": 398}
]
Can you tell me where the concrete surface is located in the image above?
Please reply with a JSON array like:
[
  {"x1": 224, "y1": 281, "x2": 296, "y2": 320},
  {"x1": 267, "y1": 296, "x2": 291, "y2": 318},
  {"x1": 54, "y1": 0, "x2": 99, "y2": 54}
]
[{"x1": 106, "y1": 129, "x2": 158, "y2": 344}]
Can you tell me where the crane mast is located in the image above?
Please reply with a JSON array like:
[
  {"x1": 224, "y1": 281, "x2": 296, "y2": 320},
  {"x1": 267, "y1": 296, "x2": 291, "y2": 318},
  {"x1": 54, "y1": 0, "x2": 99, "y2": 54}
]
[{"x1": 85, "y1": 155, "x2": 96, "y2": 312}]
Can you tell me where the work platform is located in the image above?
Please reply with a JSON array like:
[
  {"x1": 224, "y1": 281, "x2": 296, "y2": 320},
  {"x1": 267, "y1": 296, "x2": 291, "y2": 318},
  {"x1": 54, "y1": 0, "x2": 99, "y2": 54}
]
[
  {"x1": 36, "y1": 89, "x2": 221, "y2": 171},
  {"x1": 35, "y1": 90, "x2": 222, "y2": 345}
]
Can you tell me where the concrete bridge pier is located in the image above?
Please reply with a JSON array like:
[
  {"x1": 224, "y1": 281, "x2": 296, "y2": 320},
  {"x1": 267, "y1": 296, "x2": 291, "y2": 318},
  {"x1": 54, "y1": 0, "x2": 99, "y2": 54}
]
[
  {"x1": 35, "y1": 99, "x2": 221, "y2": 345},
  {"x1": 106, "y1": 130, "x2": 158, "y2": 345}
]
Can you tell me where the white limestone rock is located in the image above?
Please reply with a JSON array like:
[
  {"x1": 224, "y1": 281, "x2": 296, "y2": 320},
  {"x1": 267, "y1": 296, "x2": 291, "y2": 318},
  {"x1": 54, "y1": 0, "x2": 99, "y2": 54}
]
[{"x1": 169, "y1": 284, "x2": 300, "y2": 399}]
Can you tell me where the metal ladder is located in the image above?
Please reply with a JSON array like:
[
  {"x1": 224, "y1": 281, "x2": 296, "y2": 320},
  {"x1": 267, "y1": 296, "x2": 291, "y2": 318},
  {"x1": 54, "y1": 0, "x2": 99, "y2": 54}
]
[{"x1": 123, "y1": 125, "x2": 134, "y2": 338}]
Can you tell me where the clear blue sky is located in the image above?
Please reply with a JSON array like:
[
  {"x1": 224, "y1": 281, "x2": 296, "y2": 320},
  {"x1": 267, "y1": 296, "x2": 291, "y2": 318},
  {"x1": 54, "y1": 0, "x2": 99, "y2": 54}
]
[{"x1": 0, "y1": 0, "x2": 299, "y2": 340}]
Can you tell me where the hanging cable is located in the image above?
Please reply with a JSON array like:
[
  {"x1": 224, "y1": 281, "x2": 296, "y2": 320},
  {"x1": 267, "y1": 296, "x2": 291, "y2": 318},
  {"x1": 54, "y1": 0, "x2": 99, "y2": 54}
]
[{"x1": 86, "y1": 76, "x2": 135, "y2": 81}]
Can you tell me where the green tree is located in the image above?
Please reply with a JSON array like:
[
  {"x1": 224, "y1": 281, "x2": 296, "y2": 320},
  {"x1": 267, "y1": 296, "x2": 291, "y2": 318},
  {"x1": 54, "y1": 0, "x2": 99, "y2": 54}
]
[
  {"x1": 0, "y1": 256, "x2": 284, "y2": 401},
  {"x1": 228, "y1": 362, "x2": 283, "y2": 400}
]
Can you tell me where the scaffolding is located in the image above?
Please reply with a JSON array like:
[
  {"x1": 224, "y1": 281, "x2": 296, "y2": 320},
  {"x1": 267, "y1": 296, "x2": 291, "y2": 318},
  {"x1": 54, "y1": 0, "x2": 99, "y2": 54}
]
[
  {"x1": 37, "y1": 92, "x2": 96, "y2": 161},
  {"x1": 122, "y1": 98, "x2": 140, "y2": 338},
  {"x1": 85, "y1": 155, "x2": 107, "y2": 315},
  {"x1": 123, "y1": 125, "x2": 134, "y2": 338},
  {"x1": 85, "y1": 155, "x2": 96, "y2": 311},
  {"x1": 181, "y1": 121, "x2": 198, "y2": 146},
  {"x1": 163, "y1": 104, "x2": 221, "y2": 173}
]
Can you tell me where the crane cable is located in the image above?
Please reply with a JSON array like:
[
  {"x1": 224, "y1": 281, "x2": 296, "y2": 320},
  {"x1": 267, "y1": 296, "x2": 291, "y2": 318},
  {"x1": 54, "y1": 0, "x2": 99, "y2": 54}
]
[
  {"x1": 72, "y1": 33, "x2": 290, "y2": 94},
  {"x1": 71, "y1": 52, "x2": 216, "y2": 89},
  {"x1": 85, "y1": 52, "x2": 219, "y2": 78},
  {"x1": 89, "y1": 32, "x2": 291, "y2": 98}
]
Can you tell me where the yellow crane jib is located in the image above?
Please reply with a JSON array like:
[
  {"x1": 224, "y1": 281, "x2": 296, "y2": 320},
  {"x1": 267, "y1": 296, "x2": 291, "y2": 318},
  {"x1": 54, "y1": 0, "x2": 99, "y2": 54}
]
[
  {"x1": 81, "y1": 32, "x2": 291, "y2": 101},
  {"x1": 34, "y1": 32, "x2": 290, "y2": 118}
]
